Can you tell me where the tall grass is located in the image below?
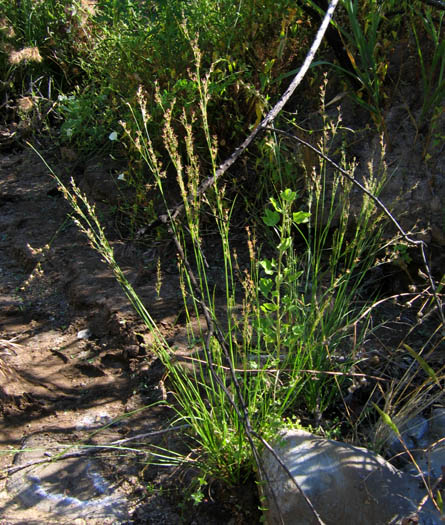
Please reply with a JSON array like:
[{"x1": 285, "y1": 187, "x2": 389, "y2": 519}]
[{"x1": 35, "y1": 38, "x2": 389, "y2": 490}]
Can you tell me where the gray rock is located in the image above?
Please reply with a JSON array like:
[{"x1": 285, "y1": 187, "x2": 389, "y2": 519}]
[
  {"x1": 387, "y1": 415, "x2": 430, "y2": 462},
  {"x1": 77, "y1": 328, "x2": 92, "y2": 340},
  {"x1": 430, "y1": 408, "x2": 445, "y2": 439},
  {"x1": 261, "y1": 429, "x2": 442, "y2": 525}
]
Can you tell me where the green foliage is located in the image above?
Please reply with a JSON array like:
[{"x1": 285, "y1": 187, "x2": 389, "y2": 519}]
[
  {"x1": 83, "y1": 0, "x2": 308, "y2": 147},
  {"x1": 57, "y1": 86, "x2": 117, "y2": 152},
  {"x1": 255, "y1": 123, "x2": 386, "y2": 414},
  {"x1": 338, "y1": 0, "x2": 388, "y2": 123},
  {"x1": 3, "y1": 0, "x2": 445, "y2": 156},
  {"x1": 34, "y1": 38, "x2": 394, "y2": 487}
]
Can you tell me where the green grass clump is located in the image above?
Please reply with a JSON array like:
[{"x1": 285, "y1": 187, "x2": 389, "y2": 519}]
[{"x1": 47, "y1": 50, "x2": 388, "y2": 487}]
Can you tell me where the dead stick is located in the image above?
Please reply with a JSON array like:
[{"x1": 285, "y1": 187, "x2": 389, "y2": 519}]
[{"x1": 1, "y1": 424, "x2": 190, "y2": 478}]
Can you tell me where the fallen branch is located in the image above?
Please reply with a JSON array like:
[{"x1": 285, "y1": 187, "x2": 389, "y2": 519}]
[
  {"x1": 1, "y1": 424, "x2": 190, "y2": 479},
  {"x1": 175, "y1": 354, "x2": 388, "y2": 382}
]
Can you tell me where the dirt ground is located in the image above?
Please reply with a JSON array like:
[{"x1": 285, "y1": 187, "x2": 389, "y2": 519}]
[{"x1": 0, "y1": 146, "x2": 261, "y2": 524}]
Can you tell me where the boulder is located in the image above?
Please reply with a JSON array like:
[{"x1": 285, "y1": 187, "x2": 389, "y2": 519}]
[{"x1": 261, "y1": 429, "x2": 442, "y2": 525}]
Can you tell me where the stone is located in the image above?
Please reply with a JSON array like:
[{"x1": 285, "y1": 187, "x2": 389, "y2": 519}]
[
  {"x1": 261, "y1": 429, "x2": 442, "y2": 525},
  {"x1": 77, "y1": 328, "x2": 92, "y2": 340},
  {"x1": 430, "y1": 408, "x2": 445, "y2": 439},
  {"x1": 387, "y1": 415, "x2": 430, "y2": 462}
]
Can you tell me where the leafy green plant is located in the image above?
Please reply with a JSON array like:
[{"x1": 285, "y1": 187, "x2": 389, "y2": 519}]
[
  {"x1": 35, "y1": 46, "x2": 389, "y2": 491},
  {"x1": 10, "y1": 0, "x2": 307, "y2": 152},
  {"x1": 312, "y1": 0, "x2": 390, "y2": 131},
  {"x1": 411, "y1": 4, "x2": 445, "y2": 127},
  {"x1": 258, "y1": 158, "x2": 387, "y2": 415},
  {"x1": 57, "y1": 86, "x2": 117, "y2": 151}
]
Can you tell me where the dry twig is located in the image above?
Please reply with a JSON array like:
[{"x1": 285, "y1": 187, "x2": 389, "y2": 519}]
[{"x1": 1, "y1": 425, "x2": 190, "y2": 479}]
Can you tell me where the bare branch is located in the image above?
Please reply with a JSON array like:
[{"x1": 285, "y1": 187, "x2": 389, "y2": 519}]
[{"x1": 1, "y1": 425, "x2": 190, "y2": 478}]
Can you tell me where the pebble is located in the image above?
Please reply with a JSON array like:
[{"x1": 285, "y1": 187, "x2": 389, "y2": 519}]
[{"x1": 77, "y1": 328, "x2": 92, "y2": 340}]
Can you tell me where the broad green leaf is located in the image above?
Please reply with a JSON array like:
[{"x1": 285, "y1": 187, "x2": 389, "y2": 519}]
[
  {"x1": 260, "y1": 259, "x2": 276, "y2": 275},
  {"x1": 292, "y1": 211, "x2": 311, "y2": 224},
  {"x1": 281, "y1": 188, "x2": 297, "y2": 203},
  {"x1": 262, "y1": 208, "x2": 280, "y2": 227},
  {"x1": 291, "y1": 325, "x2": 304, "y2": 337},
  {"x1": 261, "y1": 302, "x2": 278, "y2": 312},
  {"x1": 283, "y1": 269, "x2": 303, "y2": 283},
  {"x1": 259, "y1": 277, "x2": 274, "y2": 297}
]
